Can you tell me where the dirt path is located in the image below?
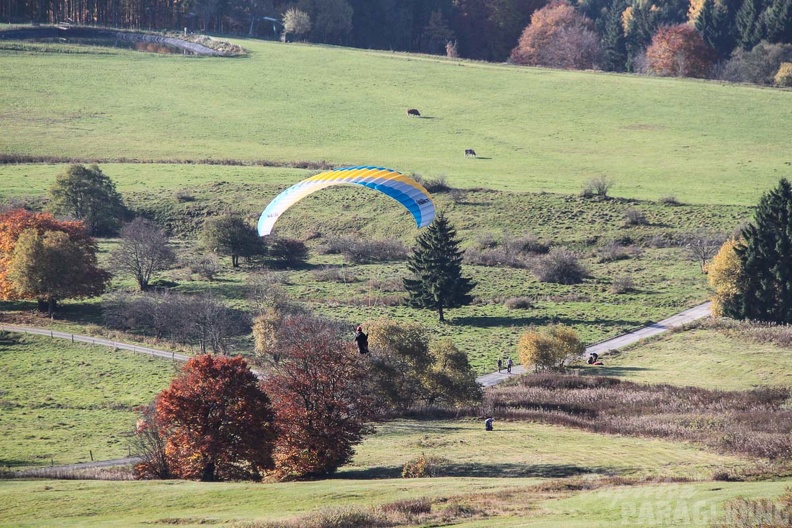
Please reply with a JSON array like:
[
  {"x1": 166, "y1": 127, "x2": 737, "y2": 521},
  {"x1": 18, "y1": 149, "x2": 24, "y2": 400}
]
[
  {"x1": 0, "y1": 322, "x2": 191, "y2": 362},
  {"x1": 475, "y1": 301, "x2": 712, "y2": 387},
  {"x1": 11, "y1": 457, "x2": 142, "y2": 477}
]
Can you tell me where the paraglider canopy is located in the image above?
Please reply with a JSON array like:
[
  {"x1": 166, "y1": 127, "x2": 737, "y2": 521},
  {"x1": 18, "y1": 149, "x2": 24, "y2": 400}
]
[{"x1": 257, "y1": 166, "x2": 436, "y2": 236}]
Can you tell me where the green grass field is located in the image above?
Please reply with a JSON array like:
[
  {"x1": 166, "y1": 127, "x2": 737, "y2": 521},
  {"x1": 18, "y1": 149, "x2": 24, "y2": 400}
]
[
  {"x1": 1, "y1": 475, "x2": 790, "y2": 527},
  {"x1": 591, "y1": 326, "x2": 792, "y2": 390},
  {"x1": 1, "y1": 37, "x2": 791, "y2": 204},
  {"x1": 0, "y1": 334, "x2": 176, "y2": 468}
]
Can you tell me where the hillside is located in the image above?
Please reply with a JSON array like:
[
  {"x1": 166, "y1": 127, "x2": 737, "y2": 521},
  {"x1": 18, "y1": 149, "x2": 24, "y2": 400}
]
[{"x1": 1, "y1": 38, "x2": 791, "y2": 205}]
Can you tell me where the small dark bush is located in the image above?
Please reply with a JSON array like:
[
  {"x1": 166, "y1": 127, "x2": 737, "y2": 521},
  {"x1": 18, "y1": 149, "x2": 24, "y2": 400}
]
[
  {"x1": 533, "y1": 248, "x2": 587, "y2": 284},
  {"x1": 312, "y1": 266, "x2": 358, "y2": 283},
  {"x1": 597, "y1": 241, "x2": 641, "y2": 263},
  {"x1": 580, "y1": 177, "x2": 612, "y2": 199},
  {"x1": 623, "y1": 207, "x2": 648, "y2": 226},
  {"x1": 174, "y1": 189, "x2": 196, "y2": 202},
  {"x1": 658, "y1": 195, "x2": 681, "y2": 206},
  {"x1": 610, "y1": 274, "x2": 635, "y2": 294},
  {"x1": 267, "y1": 237, "x2": 309, "y2": 268},
  {"x1": 320, "y1": 236, "x2": 407, "y2": 264},
  {"x1": 504, "y1": 296, "x2": 534, "y2": 309},
  {"x1": 464, "y1": 246, "x2": 532, "y2": 268}
]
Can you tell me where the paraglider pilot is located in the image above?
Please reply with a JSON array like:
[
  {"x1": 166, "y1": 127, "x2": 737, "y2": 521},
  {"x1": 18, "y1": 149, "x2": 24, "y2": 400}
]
[{"x1": 354, "y1": 325, "x2": 369, "y2": 354}]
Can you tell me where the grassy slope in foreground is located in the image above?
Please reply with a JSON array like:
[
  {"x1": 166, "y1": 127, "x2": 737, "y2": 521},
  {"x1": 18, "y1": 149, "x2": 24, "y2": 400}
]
[
  {"x1": 0, "y1": 334, "x2": 175, "y2": 468},
  {"x1": 1, "y1": 477, "x2": 789, "y2": 527},
  {"x1": 591, "y1": 326, "x2": 792, "y2": 390},
  {"x1": 0, "y1": 38, "x2": 791, "y2": 205}
]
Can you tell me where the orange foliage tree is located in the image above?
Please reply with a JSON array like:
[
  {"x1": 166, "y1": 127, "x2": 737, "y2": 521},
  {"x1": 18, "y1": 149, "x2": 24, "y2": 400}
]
[
  {"x1": 263, "y1": 315, "x2": 376, "y2": 480},
  {"x1": 153, "y1": 354, "x2": 275, "y2": 482},
  {"x1": 510, "y1": 1, "x2": 601, "y2": 70},
  {"x1": 646, "y1": 24, "x2": 716, "y2": 78},
  {"x1": 0, "y1": 209, "x2": 108, "y2": 311}
]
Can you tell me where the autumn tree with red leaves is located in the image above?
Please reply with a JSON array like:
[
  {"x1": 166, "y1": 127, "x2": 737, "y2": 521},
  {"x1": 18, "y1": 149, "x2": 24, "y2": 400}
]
[
  {"x1": 510, "y1": 1, "x2": 601, "y2": 70},
  {"x1": 0, "y1": 209, "x2": 109, "y2": 313},
  {"x1": 646, "y1": 24, "x2": 717, "y2": 77},
  {"x1": 153, "y1": 354, "x2": 275, "y2": 482},
  {"x1": 263, "y1": 315, "x2": 376, "y2": 480}
]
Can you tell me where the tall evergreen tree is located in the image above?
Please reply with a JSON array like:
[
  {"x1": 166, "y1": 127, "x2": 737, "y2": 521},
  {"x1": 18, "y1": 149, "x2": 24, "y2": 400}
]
[
  {"x1": 735, "y1": 178, "x2": 792, "y2": 323},
  {"x1": 403, "y1": 212, "x2": 475, "y2": 322},
  {"x1": 602, "y1": 0, "x2": 628, "y2": 71},
  {"x1": 761, "y1": 0, "x2": 792, "y2": 44},
  {"x1": 736, "y1": 0, "x2": 765, "y2": 49}
]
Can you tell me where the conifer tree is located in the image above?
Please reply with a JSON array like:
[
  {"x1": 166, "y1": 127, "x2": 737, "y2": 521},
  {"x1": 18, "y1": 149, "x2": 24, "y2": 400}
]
[
  {"x1": 736, "y1": 0, "x2": 764, "y2": 49},
  {"x1": 761, "y1": 0, "x2": 792, "y2": 43},
  {"x1": 602, "y1": 0, "x2": 629, "y2": 71},
  {"x1": 403, "y1": 212, "x2": 475, "y2": 322},
  {"x1": 736, "y1": 178, "x2": 792, "y2": 323}
]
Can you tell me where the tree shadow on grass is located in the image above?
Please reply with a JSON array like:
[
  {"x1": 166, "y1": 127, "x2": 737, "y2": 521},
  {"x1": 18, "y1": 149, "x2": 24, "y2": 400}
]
[
  {"x1": 334, "y1": 463, "x2": 613, "y2": 480},
  {"x1": 590, "y1": 366, "x2": 653, "y2": 377},
  {"x1": 452, "y1": 315, "x2": 644, "y2": 329}
]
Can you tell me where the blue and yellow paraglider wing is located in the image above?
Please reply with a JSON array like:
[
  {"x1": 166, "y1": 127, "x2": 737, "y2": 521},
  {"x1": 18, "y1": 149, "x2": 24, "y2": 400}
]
[{"x1": 257, "y1": 166, "x2": 436, "y2": 236}]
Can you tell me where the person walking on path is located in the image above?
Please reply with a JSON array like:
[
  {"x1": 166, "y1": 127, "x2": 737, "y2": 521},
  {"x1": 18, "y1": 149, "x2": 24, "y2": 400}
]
[
  {"x1": 507, "y1": 357, "x2": 513, "y2": 373},
  {"x1": 497, "y1": 358, "x2": 502, "y2": 372}
]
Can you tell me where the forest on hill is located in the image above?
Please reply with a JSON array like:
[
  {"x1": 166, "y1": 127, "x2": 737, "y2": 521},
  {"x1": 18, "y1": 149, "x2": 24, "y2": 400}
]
[{"x1": 2, "y1": 0, "x2": 791, "y2": 82}]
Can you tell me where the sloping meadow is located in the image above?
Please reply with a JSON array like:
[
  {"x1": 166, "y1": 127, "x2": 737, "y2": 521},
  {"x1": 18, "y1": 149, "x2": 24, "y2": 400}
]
[{"x1": 485, "y1": 373, "x2": 792, "y2": 465}]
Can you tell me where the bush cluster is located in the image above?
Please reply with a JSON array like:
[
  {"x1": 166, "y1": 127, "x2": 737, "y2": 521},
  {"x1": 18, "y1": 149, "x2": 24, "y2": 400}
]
[
  {"x1": 533, "y1": 248, "x2": 587, "y2": 284},
  {"x1": 320, "y1": 235, "x2": 408, "y2": 264}
]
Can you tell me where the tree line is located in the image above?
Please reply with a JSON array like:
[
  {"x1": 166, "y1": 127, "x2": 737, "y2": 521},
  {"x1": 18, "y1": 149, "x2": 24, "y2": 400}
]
[{"x1": 3, "y1": 0, "x2": 791, "y2": 77}]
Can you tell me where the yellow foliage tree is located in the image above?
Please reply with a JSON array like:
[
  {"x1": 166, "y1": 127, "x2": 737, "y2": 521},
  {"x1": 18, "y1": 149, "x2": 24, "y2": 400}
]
[
  {"x1": 775, "y1": 63, "x2": 792, "y2": 87},
  {"x1": 708, "y1": 239, "x2": 744, "y2": 317},
  {"x1": 517, "y1": 324, "x2": 584, "y2": 372}
]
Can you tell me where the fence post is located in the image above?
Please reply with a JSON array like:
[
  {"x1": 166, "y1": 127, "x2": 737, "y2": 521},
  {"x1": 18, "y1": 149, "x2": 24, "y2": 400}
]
[
  {"x1": 50, "y1": 330, "x2": 53, "y2": 338},
  {"x1": 71, "y1": 334, "x2": 74, "y2": 343},
  {"x1": 89, "y1": 450, "x2": 93, "y2": 462}
]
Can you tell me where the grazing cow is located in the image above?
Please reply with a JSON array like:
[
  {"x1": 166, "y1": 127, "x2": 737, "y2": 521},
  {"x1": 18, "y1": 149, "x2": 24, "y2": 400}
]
[
  {"x1": 465, "y1": 149, "x2": 477, "y2": 157},
  {"x1": 407, "y1": 108, "x2": 421, "y2": 117}
]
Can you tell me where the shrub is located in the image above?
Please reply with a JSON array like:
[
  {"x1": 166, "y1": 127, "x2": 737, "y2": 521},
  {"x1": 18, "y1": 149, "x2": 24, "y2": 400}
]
[
  {"x1": 312, "y1": 266, "x2": 358, "y2": 283},
  {"x1": 267, "y1": 237, "x2": 309, "y2": 268},
  {"x1": 775, "y1": 62, "x2": 792, "y2": 87},
  {"x1": 402, "y1": 453, "x2": 449, "y2": 478},
  {"x1": 580, "y1": 176, "x2": 612, "y2": 199},
  {"x1": 658, "y1": 194, "x2": 681, "y2": 206},
  {"x1": 504, "y1": 296, "x2": 534, "y2": 309},
  {"x1": 623, "y1": 207, "x2": 648, "y2": 226},
  {"x1": 464, "y1": 246, "x2": 531, "y2": 268},
  {"x1": 186, "y1": 253, "x2": 220, "y2": 281},
  {"x1": 597, "y1": 241, "x2": 641, "y2": 263},
  {"x1": 719, "y1": 42, "x2": 792, "y2": 85},
  {"x1": 174, "y1": 189, "x2": 195, "y2": 202},
  {"x1": 610, "y1": 274, "x2": 635, "y2": 293},
  {"x1": 320, "y1": 236, "x2": 407, "y2": 264},
  {"x1": 533, "y1": 248, "x2": 587, "y2": 284},
  {"x1": 517, "y1": 324, "x2": 585, "y2": 372}
]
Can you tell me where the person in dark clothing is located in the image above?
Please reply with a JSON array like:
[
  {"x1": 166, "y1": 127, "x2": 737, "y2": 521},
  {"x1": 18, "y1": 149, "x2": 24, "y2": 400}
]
[
  {"x1": 354, "y1": 325, "x2": 369, "y2": 354},
  {"x1": 497, "y1": 358, "x2": 503, "y2": 372},
  {"x1": 485, "y1": 417, "x2": 494, "y2": 431}
]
